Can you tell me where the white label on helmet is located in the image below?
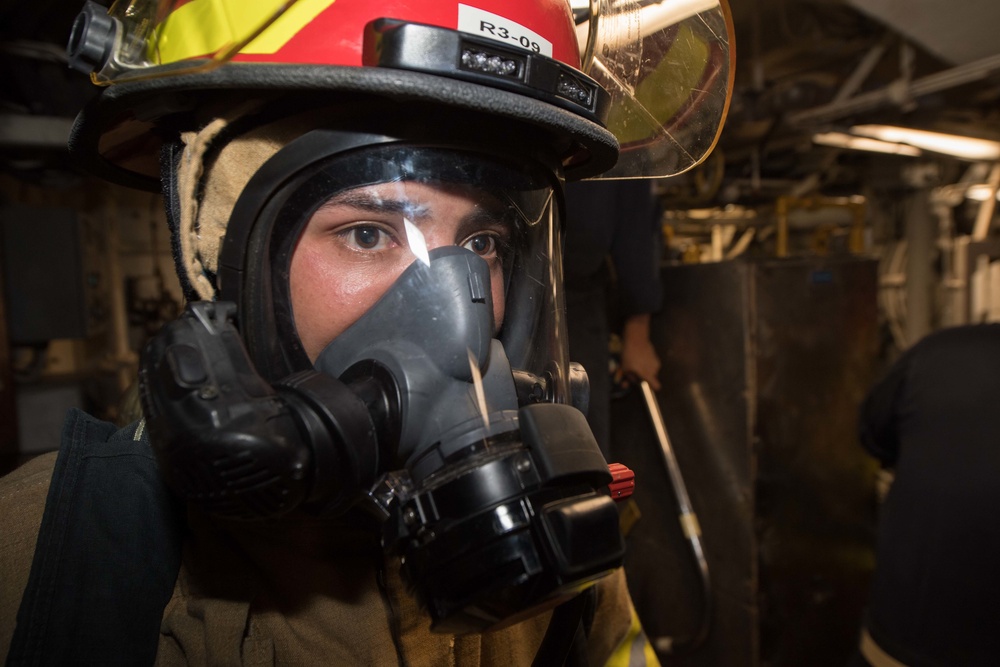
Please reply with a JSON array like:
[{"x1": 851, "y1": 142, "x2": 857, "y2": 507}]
[{"x1": 457, "y1": 5, "x2": 554, "y2": 57}]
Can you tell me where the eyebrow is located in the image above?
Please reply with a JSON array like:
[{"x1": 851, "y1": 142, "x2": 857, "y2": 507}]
[
  {"x1": 318, "y1": 189, "x2": 515, "y2": 237},
  {"x1": 317, "y1": 190, "x2": 432, "y2": 220},
  {"x1": 455, "y1": 208, "x2": 514, "y2": 240}
]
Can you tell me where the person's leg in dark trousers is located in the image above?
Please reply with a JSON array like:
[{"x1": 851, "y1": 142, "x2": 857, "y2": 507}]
[{"x1": 565, "y1": 284, "x2": 611, "y2": 459}]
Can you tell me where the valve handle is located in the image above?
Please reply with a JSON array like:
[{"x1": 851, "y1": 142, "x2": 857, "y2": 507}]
[{"x1": 607, "y1": 462, "x2": 635, "y2": 501}]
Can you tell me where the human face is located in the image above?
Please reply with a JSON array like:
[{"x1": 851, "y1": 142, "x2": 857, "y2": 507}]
[{"x1": 290, "y1": 181, "x2": 513, "y2": 361}]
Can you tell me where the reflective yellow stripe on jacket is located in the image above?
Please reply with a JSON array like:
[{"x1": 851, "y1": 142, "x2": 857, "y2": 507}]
[
  {"x1": 606, "y1": 607, "x2": 662, "y2": 667},
  {"x1": 860, "y1": 628, "x2": 910, "y2": 667}
]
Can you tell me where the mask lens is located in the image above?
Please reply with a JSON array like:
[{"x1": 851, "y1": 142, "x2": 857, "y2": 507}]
[{"x1": 259, "y1": 145, "x2": 563, "y2": 387}]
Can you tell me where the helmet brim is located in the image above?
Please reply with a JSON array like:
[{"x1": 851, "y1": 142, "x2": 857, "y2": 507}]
[{"x1": 69, "y1": 63, "x2": 620, "y2": 191}]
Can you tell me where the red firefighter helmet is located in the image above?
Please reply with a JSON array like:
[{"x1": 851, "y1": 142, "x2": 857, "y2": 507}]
[{"x1": 67, "y1": 0, "x2": 734, "y2": 188}]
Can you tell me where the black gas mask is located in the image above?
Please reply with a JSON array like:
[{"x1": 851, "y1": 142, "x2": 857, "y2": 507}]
[{"x1": 139, "y1": 129, "x2": 628, "y2": 633}]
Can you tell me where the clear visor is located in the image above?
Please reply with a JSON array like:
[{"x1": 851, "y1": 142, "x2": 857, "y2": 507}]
[
  {"x1": 576, "y1": 0, "x2": 736, "y2": 179},
  {"x1": 250, "y1": 145, "x2": 570, "y2": 398}
]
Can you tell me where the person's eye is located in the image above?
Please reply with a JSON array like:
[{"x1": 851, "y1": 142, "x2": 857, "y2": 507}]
[
  {"x1": 338, "y1": 224, "x2": 392, "y2": 251},
  {"x1": 462, "y1": 233, "x2": 499, "y2": 257}
]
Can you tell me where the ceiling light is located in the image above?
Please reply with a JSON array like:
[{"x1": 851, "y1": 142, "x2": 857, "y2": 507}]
[
  {"x1": 966, "y1": 184, "x2": 1000, "y2": 202},
  {"x1": 850, "y1": 125, "x2": 1000, "y2": 161},
  {"x1": 813, "y1": 131, "x2": 922, "y2": 156}
]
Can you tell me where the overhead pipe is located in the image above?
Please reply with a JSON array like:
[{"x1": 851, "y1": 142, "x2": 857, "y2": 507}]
[{"x1": 788, "y1": 52, "x2": 1000, "y2": 126}]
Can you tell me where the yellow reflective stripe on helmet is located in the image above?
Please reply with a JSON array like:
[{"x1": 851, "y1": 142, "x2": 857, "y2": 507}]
[
  {"x1": 605, "y1": 606, "x2": 662, "y2": 667},
  {"x1": 153, "y1": 0, "x2": 335, "y2": 64},
  {"x1": 244, "y1": 0, "x2": 336, "y2": 54}
]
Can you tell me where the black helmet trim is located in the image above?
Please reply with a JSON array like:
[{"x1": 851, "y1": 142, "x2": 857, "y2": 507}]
[{"x1": 68, "y1": 63, "x2": 620, "y2": 191}]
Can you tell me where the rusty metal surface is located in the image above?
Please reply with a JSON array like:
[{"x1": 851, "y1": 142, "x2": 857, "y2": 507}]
[
  {"x1": 612, "y1": 257, "x2": 879, "y2": 667},
  {"x1": 752, "y1": 258, "x2": 880, "y2": 665}
]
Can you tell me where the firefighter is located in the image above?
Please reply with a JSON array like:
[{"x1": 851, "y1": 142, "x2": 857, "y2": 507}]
[
  {"x1": 1, "y1": 1, "x2": 733, "y2": 664},
  {"x1": 855, "y1": 324, "x2": 1000, "y2": 667}
]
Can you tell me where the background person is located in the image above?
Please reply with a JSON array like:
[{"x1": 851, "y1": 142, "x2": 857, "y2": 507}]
[
  {"x1": 854, "y1": 323, "x2": 1000, "y2": 667},
  {"x1": 564, "y1": 179, "x2": 663, "y2": 458}
]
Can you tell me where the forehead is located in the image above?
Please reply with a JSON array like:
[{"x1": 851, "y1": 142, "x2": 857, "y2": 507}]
[{"x1": 316, "y1": 181, "x2": 513, "y2": 222}]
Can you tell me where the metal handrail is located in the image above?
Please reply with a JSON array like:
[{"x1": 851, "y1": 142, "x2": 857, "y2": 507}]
[{"x1": 639, "y1": 380, "x2": 713, "y2": 654}]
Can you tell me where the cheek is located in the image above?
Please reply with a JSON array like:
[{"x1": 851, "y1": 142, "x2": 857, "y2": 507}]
[
  {"x1": 290, "y1": 243, "x2": 395, "y2": 361},
  {"x1": 491, "y1": 266, "x2": 506, "y2": 330}
]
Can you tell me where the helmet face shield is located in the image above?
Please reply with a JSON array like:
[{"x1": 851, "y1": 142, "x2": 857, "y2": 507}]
[{"x1": 577, "y1": 0, "x2": 736, "y2": 178}]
